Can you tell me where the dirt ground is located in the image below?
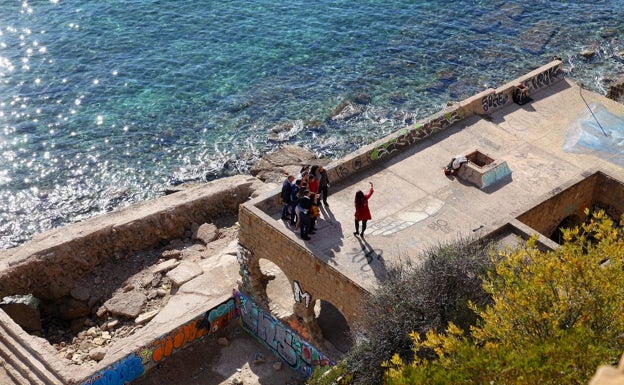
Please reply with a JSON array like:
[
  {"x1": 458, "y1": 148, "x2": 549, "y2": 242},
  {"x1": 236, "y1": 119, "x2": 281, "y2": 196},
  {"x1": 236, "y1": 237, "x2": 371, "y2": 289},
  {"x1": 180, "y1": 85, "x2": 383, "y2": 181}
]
[{"x1": 132, "y1": 324, "x2": 306, "y2": 385}]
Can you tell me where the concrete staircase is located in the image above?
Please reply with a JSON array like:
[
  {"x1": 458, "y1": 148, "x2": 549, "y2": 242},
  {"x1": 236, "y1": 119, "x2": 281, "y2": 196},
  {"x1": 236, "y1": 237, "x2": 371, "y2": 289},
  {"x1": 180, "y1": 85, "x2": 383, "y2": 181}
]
[{"x1": 0, "y1": 311, "x2": 65, "y2": 385}]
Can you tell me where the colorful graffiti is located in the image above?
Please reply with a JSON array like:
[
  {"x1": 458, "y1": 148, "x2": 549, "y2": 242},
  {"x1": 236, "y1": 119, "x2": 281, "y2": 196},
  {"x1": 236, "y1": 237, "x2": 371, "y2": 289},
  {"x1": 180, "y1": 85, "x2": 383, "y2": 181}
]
[
  {"x1": 293, "y1": 280, "x2": 312, "y2": 308},
  {"x1": 80, "y1": 354, "x2": 144, "y2": 385},
  {"x1": 236, "y1": 291, "x2": 334, "y2": 378},
  {"x1": 80, "y1": 297, "x2": 238, "y2": 385},
  {"x1": 149, "y1": 297, "x2": 237, "y2": 363}
]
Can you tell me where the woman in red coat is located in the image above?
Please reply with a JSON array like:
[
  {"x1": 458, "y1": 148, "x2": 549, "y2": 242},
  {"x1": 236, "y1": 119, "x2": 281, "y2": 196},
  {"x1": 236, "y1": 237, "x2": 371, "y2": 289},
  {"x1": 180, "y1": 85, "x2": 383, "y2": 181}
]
[{"x1": 354, "y1": 182, "x2": 374, "y2": 237}]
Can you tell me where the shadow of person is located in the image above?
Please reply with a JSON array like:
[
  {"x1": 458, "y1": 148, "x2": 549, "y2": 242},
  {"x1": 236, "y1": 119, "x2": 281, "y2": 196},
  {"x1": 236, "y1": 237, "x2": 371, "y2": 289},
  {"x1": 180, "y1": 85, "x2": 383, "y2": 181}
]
[
  {"x1": 319, "y1": 203, "x2": 336, "y2": 221},
  {"x1": 356, "y1": 236, "x2": 387, "y2": 281}
]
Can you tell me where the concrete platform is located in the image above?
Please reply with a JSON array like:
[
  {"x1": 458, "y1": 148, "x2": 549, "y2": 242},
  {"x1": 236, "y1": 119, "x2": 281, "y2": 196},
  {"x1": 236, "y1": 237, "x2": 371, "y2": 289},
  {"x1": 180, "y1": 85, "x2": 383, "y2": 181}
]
[{"x1": 270, "y1": 78, "x2": 624, "y2": 293}]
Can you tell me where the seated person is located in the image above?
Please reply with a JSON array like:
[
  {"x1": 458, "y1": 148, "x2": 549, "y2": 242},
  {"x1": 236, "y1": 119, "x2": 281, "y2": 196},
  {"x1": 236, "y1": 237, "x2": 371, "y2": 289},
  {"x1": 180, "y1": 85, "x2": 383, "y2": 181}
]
[{"x1": 444, "y1": 155, "x2": 468, "y2": 175}]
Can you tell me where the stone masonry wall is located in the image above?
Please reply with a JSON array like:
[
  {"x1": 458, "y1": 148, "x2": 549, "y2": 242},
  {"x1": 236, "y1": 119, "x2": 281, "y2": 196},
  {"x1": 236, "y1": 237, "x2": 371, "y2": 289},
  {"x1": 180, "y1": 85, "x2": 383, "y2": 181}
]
[
  {"x1": 237, "y1": 203, "x2": 367, "y2": 329},
  {"x1": 515, "y1": 171, "x2": 620, "y2": 238},
  {"x1": 0, "y1": 175, "x2": 257, "y2": 300}
]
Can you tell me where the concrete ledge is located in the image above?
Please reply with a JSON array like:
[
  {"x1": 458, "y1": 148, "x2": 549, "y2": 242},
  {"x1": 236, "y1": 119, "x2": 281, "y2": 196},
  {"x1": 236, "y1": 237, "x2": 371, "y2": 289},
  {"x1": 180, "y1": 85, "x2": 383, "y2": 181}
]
[
  {"x1": 322, "y1": 60, "x2": 564, "y2": 190},
  {"x1": 0, "y1": 175, "x2": 257, "y2": 300}
]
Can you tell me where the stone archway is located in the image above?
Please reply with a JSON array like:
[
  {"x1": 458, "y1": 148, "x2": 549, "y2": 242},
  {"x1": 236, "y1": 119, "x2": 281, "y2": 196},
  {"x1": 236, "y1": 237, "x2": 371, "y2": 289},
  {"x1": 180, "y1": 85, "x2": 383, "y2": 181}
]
[
  {"x1": 258, "y1": 258, "x2": 296, "y2": 320},
  {"x1": 315, "y1": 300, "x2": 353, "y2": 356},
  {"x1": 549, "y1": 214, "x2": 582, "y2": 244}
]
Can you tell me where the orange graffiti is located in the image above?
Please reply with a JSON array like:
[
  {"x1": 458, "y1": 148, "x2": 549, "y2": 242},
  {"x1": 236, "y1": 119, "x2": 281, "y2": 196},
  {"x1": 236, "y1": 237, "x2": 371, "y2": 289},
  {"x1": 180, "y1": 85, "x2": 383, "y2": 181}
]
[
  {"x1": 152, "y1": 320, "x2": 208, "y2": 362},
  {"x1": 287, "y1": 317, "x2": 311, "y2": 340}
]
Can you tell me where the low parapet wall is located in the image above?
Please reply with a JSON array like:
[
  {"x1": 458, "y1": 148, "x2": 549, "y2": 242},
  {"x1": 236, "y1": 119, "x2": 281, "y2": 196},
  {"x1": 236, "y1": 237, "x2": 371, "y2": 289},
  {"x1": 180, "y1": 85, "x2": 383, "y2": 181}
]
[
  {"x1": 78, "y1": 291, "x2": 333, "y2": 385},
  {"x1": 0, "y1": 175, "x2": 257, "y2": 300},
  {"x1": 79, "y1": 295, "x2": 238, "y2": 385},
  {"x1": 322, "y1": 60, "x2": 564, "y2": 186}
]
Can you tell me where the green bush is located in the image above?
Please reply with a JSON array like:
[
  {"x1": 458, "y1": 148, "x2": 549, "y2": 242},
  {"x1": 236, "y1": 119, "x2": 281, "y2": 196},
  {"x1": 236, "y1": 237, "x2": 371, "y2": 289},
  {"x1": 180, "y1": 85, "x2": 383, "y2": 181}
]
[
  {"x1": 384, "y1": 210, "x2": 624, "y2": 385},
  {"x1": 340, "y1": 237, "x2": 495, "y2": 385}
]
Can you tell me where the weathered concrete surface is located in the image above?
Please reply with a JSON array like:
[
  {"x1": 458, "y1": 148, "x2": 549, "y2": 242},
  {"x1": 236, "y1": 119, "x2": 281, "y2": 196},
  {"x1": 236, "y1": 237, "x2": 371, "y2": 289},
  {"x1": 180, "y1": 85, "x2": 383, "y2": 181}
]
[{"x1": 239, "y1": 76, "x2": 624, "y2": 334}]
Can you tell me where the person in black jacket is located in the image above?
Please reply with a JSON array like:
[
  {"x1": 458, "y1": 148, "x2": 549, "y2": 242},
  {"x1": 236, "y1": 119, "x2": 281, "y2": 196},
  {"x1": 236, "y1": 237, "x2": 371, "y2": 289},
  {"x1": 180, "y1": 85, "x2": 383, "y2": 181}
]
[
  {"x1": 297, "y1": 190, "x2": 313, "y2": 240},
  {"x1": 317, "y1": 166, "x2": 330, "y2": 206},
  {"x1": 289, "y1": 179, "x2": 302, "y2": 226},
  {"x1": 280, "y1": 175, "x2": 295, "y2": 220}
]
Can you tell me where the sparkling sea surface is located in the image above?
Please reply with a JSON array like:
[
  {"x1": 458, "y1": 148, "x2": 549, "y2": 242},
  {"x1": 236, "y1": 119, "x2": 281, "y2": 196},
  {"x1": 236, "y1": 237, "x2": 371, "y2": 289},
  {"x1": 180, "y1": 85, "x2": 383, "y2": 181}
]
[{"x1": 1, "y1": 0, "x2": 624, "y2": 248}]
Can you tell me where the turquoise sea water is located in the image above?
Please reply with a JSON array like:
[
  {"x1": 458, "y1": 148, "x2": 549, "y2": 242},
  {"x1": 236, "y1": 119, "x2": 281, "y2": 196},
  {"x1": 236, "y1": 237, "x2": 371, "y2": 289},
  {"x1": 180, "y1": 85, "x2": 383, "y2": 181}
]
[{"x1": 1, "y1": 0, "x2": 624, "y2": 248}]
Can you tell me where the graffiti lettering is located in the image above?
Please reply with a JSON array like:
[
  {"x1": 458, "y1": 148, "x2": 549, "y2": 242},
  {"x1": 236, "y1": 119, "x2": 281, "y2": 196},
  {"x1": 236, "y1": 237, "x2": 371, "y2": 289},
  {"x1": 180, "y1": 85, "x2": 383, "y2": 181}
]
[
  {"x1": 427, "y1": 219, "x2": 452, "y2": 233},
  {"x1": 370, "y1": 108, "x2": 464, "y2": 162},
  {"x1": 293, "y1": 281, "x2": 312, "y2": 308},
  {"x1": 529, "y1": 65, "x2": 561, "y2": 91},
  {"x1": 237, "y1": 292, "x2": 333, "y2": 378},
  {"x1": 481, "y1": 92, "x2": 509, "y2": 112},
  {"x1": 80, "y1": 354, "x2": 144, "y2": 385}
]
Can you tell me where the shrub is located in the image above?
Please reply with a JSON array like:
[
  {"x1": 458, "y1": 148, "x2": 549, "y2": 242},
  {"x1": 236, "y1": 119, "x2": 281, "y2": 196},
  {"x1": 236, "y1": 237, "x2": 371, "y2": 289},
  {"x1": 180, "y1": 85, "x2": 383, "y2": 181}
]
[
  {"x1": 341, "y1": 237, "x2": 495, "y2": 385},
  {"x1": 384, "y1": 210, "x2": 624, "y2": 385}
]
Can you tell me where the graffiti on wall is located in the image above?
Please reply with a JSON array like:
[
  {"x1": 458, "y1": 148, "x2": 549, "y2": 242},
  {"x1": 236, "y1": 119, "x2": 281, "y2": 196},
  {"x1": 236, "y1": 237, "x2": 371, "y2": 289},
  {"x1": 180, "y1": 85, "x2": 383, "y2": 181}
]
[
  {"x1": 370, "y1": 108, "x2": 464, "y2": 161},
  {"x1": 236, "y1": 291, "x2": 333, "y2": 377},
  {"x1": 527, "y1": 64, "x2": 561, "y2": 92},
  {"x1": 481, "y1": 92, "x2": 509, "y2": 112},
  {"x1": 293, "y1": 280, "x2": 312, "y2": 308},
  {"x1": 482, "y1": 63, "x2": 562, "y2": 113},
  {"x1": 80, "y1": 354, "x2": 144, "y2": 385},
  {"x1": 80, "y1": 297, "x2": 238, "y2": 385},
  {"x1": 147, "y1": 297, "x2": 237, "y2": 363}
]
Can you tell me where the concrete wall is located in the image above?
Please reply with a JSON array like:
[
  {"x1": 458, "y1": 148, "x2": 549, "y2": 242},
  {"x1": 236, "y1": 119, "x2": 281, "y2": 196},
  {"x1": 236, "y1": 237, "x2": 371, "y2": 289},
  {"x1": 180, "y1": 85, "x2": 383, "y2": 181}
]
[
  {"x1": 78, "y1": 291, "x2": 334, "y2": 385},
  {"x1": 237, "y1": 292, "x2": 333, "y2": 378},
  {"x1": 0, "y1": 175, "x2": 257, "y2": 300},
  {"x1": 79, "y1": 295, "x2": 238, "y2": 385},
  {"x1": 321, "y1": 60, "x2": 564, "y2": 187},
  {"x1": 237, "y1": 204, "x2": 368, "y2": 330},
  {"x1": 516, "y1": 171, "x2": 624, "y2": 239}
]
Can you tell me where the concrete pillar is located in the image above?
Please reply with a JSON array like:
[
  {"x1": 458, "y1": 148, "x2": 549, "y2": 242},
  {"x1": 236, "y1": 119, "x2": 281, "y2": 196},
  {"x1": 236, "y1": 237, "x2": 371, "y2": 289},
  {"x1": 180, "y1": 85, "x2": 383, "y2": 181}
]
[{"x1": 294, "y1": 300, "x2": 323, "y2": 343}]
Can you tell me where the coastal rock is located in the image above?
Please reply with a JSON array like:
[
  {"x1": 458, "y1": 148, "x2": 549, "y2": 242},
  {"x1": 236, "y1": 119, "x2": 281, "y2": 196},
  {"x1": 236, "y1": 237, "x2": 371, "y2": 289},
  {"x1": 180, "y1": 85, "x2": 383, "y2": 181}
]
[
  {"x1": 517, "y1": 20, "x2": 557, "y2": 54},
  {"x1": 267, "y1": 121, "x2": 301, "y2": 142},
  {"x1": 354, "y1": 93, "x2": 372, "y2": 105},
  {"x1": 103, "y1": 291, "x2": 147, "y2": 319},
  {"x1": 135, "y1": 309, "x2": 160, "y2": 325},
  {"x1": 89, "y1": 347, "x2": 107, "y2": 361},
  {"x1": 580, "y1": 49, "x2": 596, "y2": 59},
  {"x1": 166, "y1": 260, "x2": 204, "y2": 288},
  {"x1": 329, "y1": 100, "x2": 364, "y2": 121},
  {"x1": 249, "y1": 145, "x2": 322, "y2": 184},
  {"x1": 437, "y1": 70, "x2": 456, "y2": 81},
  {"x1": 70, "y1": 285, "x2": 91, "y2": 301}
]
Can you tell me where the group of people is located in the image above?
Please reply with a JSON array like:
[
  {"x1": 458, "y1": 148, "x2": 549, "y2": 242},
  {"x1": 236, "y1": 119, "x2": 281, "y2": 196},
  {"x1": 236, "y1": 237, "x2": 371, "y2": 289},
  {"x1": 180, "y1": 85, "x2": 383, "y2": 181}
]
[
  {"x1": 281, "y1": 165, "x2": 376, "y2": 240},
  {"x1": 280, "y1": 165, "x2": 330, "y2": 240}
]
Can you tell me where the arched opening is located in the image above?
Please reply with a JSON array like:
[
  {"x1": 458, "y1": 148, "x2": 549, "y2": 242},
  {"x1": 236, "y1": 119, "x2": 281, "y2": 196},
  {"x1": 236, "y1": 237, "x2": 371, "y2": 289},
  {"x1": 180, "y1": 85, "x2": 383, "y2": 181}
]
[
  {"x1": 314, "y1": 299, "x2": 353, "y2": 357},
  {"x1": 549, "y1": 214, "x2": 582, "y2": 244},
  {"x1": 254, "y1": 258, "x2": 354, "y2": 358},
  {"x1": 258, "y1": 258, "x2": 295, "y2": 320}
]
